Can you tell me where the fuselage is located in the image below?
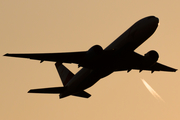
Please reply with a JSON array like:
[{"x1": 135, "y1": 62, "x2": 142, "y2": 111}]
[{"x1": 60, "y1": 16, "x2": 159, "y2": 98}]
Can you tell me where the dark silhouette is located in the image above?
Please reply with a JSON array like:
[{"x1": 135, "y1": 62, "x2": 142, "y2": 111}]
[{"x1": 4, "y1": 16, "x2": 177, "y2": 99}]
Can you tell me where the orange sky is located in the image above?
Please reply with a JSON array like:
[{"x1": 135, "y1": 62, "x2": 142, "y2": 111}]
[{"x1": 1, "y1": 1, "x2": 180, "y2": 120}]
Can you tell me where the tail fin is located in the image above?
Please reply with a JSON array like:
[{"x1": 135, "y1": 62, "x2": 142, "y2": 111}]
[{"x1": 55, "y1": 62, "x2": 74, "y2": 86}]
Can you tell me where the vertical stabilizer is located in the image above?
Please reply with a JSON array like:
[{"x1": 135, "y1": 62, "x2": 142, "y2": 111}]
[{"x1": 55, "y1": 62, "x2": 74, "y2": 86}]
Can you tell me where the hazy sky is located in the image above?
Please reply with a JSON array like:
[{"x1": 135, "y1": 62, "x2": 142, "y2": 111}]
[{"x1": 1, "y1": 0, "x2": 180, "y2": 120}]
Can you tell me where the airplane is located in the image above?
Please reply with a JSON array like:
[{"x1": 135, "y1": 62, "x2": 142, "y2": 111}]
[{"x1": 4, "y1": 16, "x2": 177, "y2": 99}]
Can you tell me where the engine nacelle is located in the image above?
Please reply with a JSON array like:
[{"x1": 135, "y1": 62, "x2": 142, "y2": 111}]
[
  {"x1": 79, "y1": 45, "x2": 103, "y2": 68},
  {"x1": 144, "y1": 50, "x2": 159, "y2": 67},
  {"x1": 86, "y1": 45, "x2": 103, "y2": 60}
]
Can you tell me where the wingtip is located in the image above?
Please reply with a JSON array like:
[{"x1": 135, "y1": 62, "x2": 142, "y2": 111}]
[
  {"x1": 172, "y1": 68, "x2": 178, "y2": 72},
  {"x1": 170, "y1": 69, "x2": 178, "y2": 72},
  {"x1": 3, "y1": 53, "x2": 8, "y2": 56},
  {"x1": 28, "y1": 89, "x2": 33, "y2": 93}
]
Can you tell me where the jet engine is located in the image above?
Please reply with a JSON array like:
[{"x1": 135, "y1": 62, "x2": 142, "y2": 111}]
[
  {"x1": 86, "y1": 45, "x2": 103, "y2": 60},
  {"x1": 79, "y1": 45, "x2": 103, "y2": 68},
  {"x1": 143, "y1": 50, "x2": 159, "y2": 67}
]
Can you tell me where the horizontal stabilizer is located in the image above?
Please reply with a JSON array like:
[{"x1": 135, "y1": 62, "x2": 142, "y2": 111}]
[
  {"x1": 28, "y1": 87, "x2": 66, "y2": 94},
  {"x1": 72, "y1": 91, "x2": 91, "y2": 98}
]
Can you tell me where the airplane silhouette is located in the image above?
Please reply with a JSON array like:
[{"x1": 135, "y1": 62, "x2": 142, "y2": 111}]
[{"x1": 4, "y1": 16, "x2": 177, "y2": 99}]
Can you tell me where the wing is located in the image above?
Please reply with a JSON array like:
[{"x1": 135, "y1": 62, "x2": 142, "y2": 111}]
[
  {"x1": 4, "y1": 51, "x2": 86, "y2": 64},
  {"x1": 137, "y1": 62, "x2": 177, "y2": 72},
  {"x1": 115, "y1": 52, "x2": 177, "y2": 72}
]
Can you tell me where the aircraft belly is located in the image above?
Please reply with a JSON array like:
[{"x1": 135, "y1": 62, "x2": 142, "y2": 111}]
[
  {"x1": 75, "y1": 68, "x2": 114, "y2": 91},
  {"x1": 62, "y1": 62, "x2": 114, "y2": 95}
]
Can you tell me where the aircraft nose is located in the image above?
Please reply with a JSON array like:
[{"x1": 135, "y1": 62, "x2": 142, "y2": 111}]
[
  {"x1": 147, "y1": 16, "x2": 159, "y2": 24},
  {"x1": 147, "y1": 16, "x2": 155, "y2": 19},
  {"x1": 153, "y1": 16, "x2": 159, "y2": 24},
  {"x1": 131, "y1": 16, "x2": 159, "y2": 42}
]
